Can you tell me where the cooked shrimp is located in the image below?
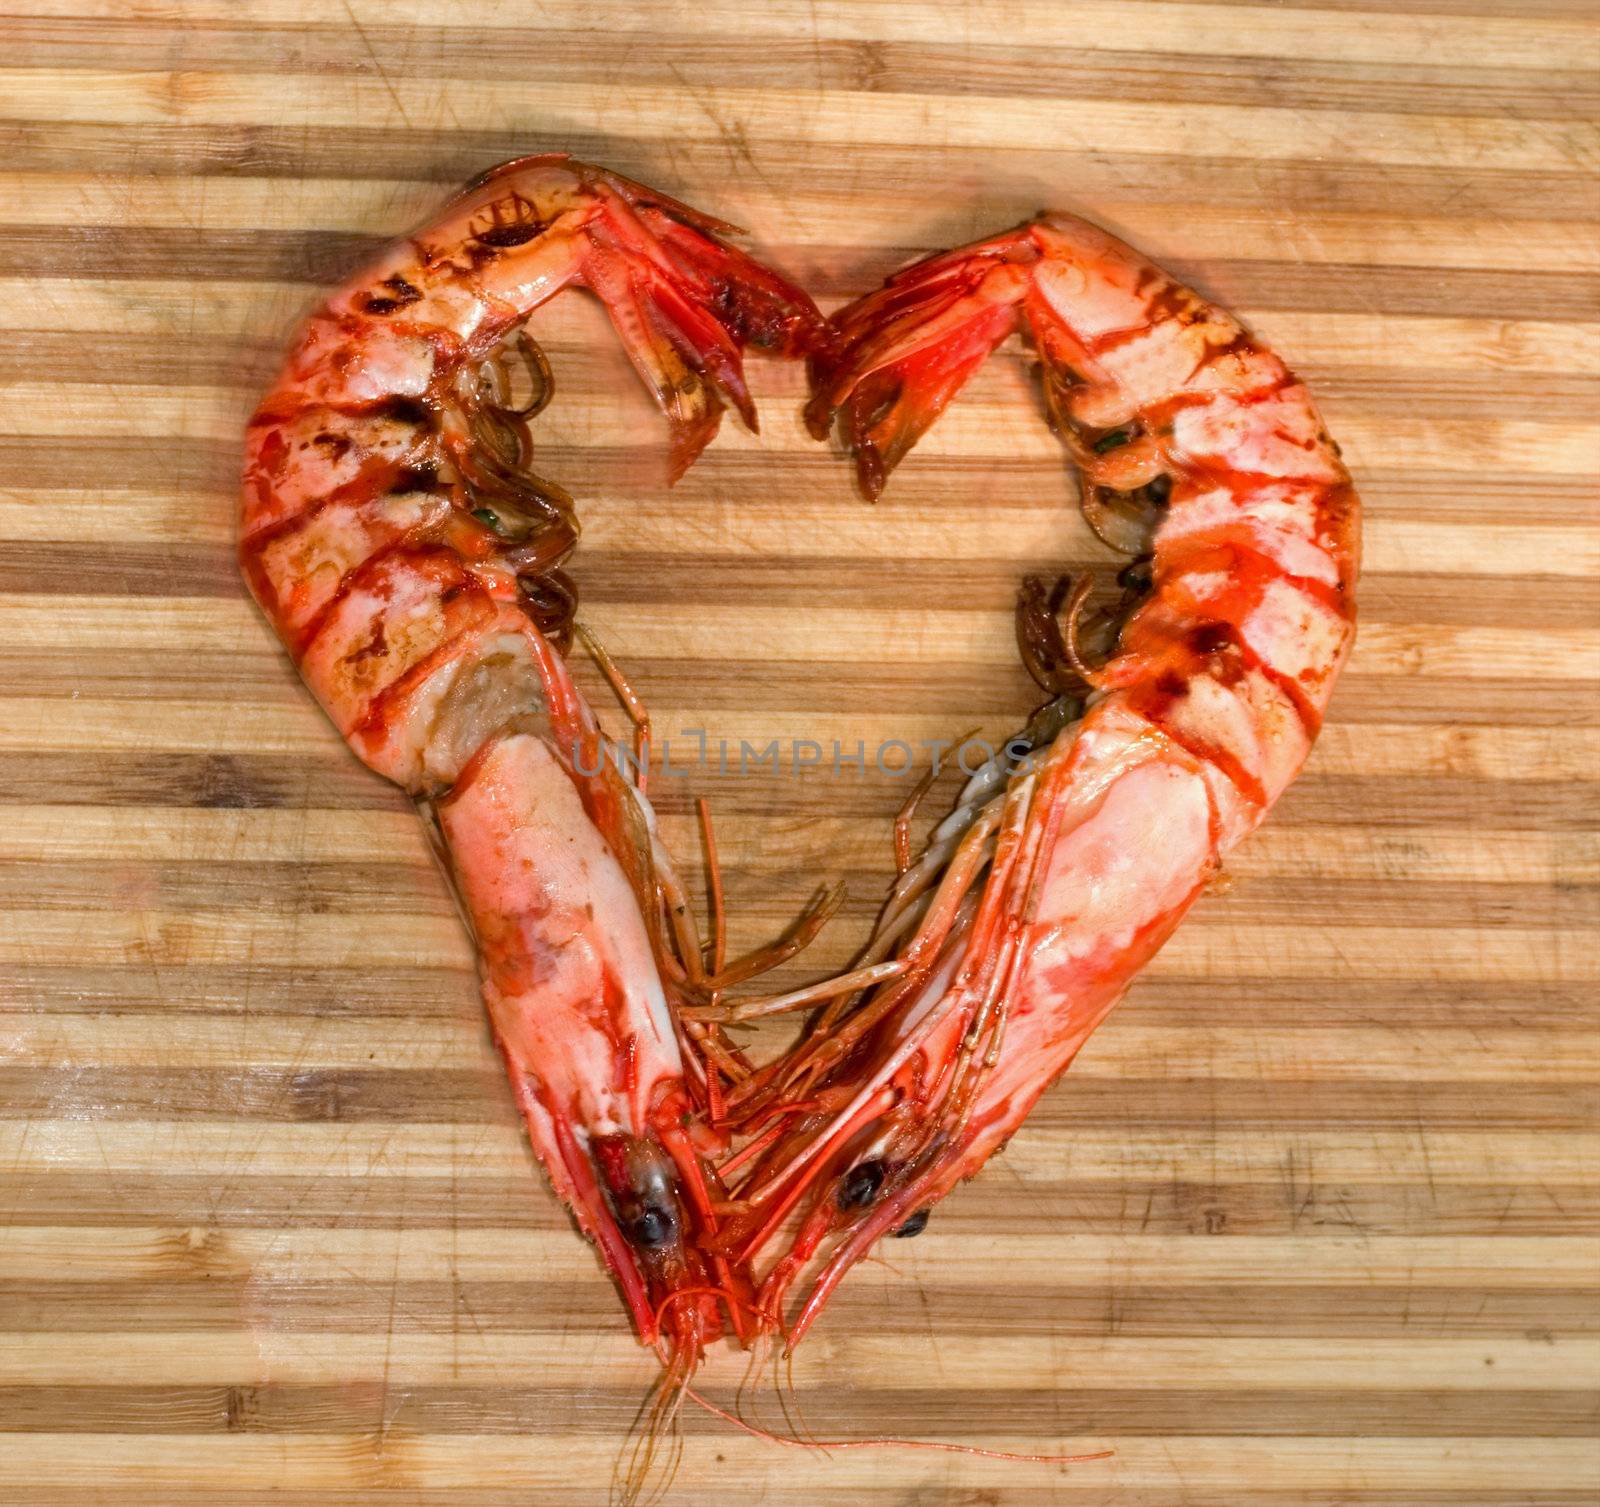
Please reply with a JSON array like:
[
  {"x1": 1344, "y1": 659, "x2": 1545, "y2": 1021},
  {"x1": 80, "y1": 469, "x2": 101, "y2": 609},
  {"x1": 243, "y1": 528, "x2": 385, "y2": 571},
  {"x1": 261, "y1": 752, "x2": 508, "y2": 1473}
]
[
  {"x1": 713, "y1": 212, "x2": 1359, "y2": 1343},
  {"x1": 239, "y1": 154, "x2": 823, "y2": 1373}
]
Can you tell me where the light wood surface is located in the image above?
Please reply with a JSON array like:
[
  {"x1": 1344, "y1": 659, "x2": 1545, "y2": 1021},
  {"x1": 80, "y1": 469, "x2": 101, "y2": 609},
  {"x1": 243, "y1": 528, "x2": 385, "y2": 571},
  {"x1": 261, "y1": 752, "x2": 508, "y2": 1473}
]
[{"x1": 2, "y1": 2, "x2": 1597, "y2": 1503}]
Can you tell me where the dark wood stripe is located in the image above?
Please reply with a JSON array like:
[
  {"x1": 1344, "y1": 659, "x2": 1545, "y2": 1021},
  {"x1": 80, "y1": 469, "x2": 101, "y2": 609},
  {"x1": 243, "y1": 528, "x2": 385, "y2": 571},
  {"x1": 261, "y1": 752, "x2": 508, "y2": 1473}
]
[
  {"x1": 0, "y1": 753, "x2": 1591, "y2": 827},
  {"x1": 0, "y1": 965, "x2": 484, "y2": 1018},
  {"x1": 0, "y1": 858, "x2": 457, "y2": 913},
  {"x1": 0, "y1": 652, "x2": 309, "y2": 701},
  {"x1": 0, "y1": 751, "x2": 405, "y2": 812},
  {"x1": 1169, "y1": 257, "x2": 1600, "y2": 322},
  {"x1": 0, "y1": 436, "x2": 240, "y2": 491},
  {"x1": 2, "y1": 863, "x2": 1588, "y2": 930},
  {"x1": 3, "y1": 1172, "x2": 1593, "y2": 1235},
  {"x1": 5, "y1": 437, "x2": 1599, "y2": 526},
  {"x1": 0, "y1": 1067, "x2": 1590, "y2": 1128},
  {"x1": 4, "y1": 1281, "x2": 1593, "y2": 1340},
  {"x1": 1, "y1": 124, "x2": 1592, "y2": 220},
  {"x1": 2, "y1": 968, "x2": 1584, "y2": 1031},
  {"x1": 3, "y1": 225, "x2": 1597, "y2": 320},
  {"x1": 0, "y1": 1377, "x2": 1590, "y2": 1436},
  {"x1": 1306, "y1": 368, "x2": 1600, "y2": 422},
  {"x1": 7, "y1": 656, "x2": 1593, "y2": 736},
  {"x1": 0, "y1": 545, "x2": 1593, "y2": 634},
  {"x1": 11, "y1": 334, "x2": 1600, "y2": 427}
]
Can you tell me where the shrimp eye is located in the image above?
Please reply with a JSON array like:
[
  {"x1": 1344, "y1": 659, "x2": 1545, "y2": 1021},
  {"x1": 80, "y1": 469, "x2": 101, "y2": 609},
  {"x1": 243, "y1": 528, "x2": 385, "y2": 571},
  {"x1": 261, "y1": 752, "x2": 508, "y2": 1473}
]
[
  {"x1": 892, "y1": 1208, "x2": 930, "y2": 1239},
  {"x1": 592, "y1": 1132, "x2": 685, "y2": 1253},
  {"x1": 838, "y1": 1159, "x2": 885, "y2": 1210},
  {"x1": 896, "y1": 1209, "x2": 934, "y2": 1247},
  {"x1": 628, "y1": 1206, "x2": 678, "y2": 1249}
]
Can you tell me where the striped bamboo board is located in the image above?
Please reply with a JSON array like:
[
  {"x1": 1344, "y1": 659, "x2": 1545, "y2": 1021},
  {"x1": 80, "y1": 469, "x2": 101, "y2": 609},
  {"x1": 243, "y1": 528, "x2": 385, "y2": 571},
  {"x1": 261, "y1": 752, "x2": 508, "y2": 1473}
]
[{"x1": 2, "y1": 2, "x2": 1597, "y2": 1503}]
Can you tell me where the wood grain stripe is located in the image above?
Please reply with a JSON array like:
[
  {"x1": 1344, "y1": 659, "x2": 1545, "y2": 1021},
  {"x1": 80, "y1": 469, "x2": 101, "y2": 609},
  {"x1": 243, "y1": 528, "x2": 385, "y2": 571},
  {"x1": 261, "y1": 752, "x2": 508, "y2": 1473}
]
[
  {"x1": 7, "y1": 180, "x2": 1600, "y2": 273},
  {"x1": 9, "y1": 72, "x2": 1590, "y2": 175},
  {"x1": 14, "y1": 0, "x2": 1600, "y2": 72}
]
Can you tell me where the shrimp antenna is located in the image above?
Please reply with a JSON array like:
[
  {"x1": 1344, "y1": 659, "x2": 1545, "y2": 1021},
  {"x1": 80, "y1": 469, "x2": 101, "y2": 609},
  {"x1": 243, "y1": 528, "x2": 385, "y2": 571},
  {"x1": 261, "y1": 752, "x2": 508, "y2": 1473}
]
[{"x1": 674, "y1": 1378, "x2": 1113, "y2": 1466}]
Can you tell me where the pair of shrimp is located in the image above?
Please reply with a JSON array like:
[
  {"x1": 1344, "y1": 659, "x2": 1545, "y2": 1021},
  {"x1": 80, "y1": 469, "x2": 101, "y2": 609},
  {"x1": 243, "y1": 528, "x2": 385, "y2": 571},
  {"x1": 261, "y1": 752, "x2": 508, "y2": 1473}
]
[{"x1": 241, "y1": 157, "x2": 1358, "y2": 1421}]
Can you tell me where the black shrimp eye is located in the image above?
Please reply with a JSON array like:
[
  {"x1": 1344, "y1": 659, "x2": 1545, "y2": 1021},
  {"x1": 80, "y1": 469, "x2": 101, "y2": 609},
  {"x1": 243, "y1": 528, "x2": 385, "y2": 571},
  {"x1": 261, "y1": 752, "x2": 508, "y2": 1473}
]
[
  {"x1": 629, "y1": 1207, "x2": 678, "y2": 1249},
  {"x1": 838, "y1": 1159, "x2": 885, "y2": 1211},
  {"x1": 892, "y1": 1208, "x2": 930, "y2": 1239}
]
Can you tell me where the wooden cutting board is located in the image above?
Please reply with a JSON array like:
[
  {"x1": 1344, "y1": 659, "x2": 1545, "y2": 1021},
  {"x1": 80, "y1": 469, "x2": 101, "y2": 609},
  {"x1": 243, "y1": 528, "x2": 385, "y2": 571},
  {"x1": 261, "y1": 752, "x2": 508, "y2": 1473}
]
[{"x1": 1, "y1": 3, "x2": 1596, "y2": 1502}]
